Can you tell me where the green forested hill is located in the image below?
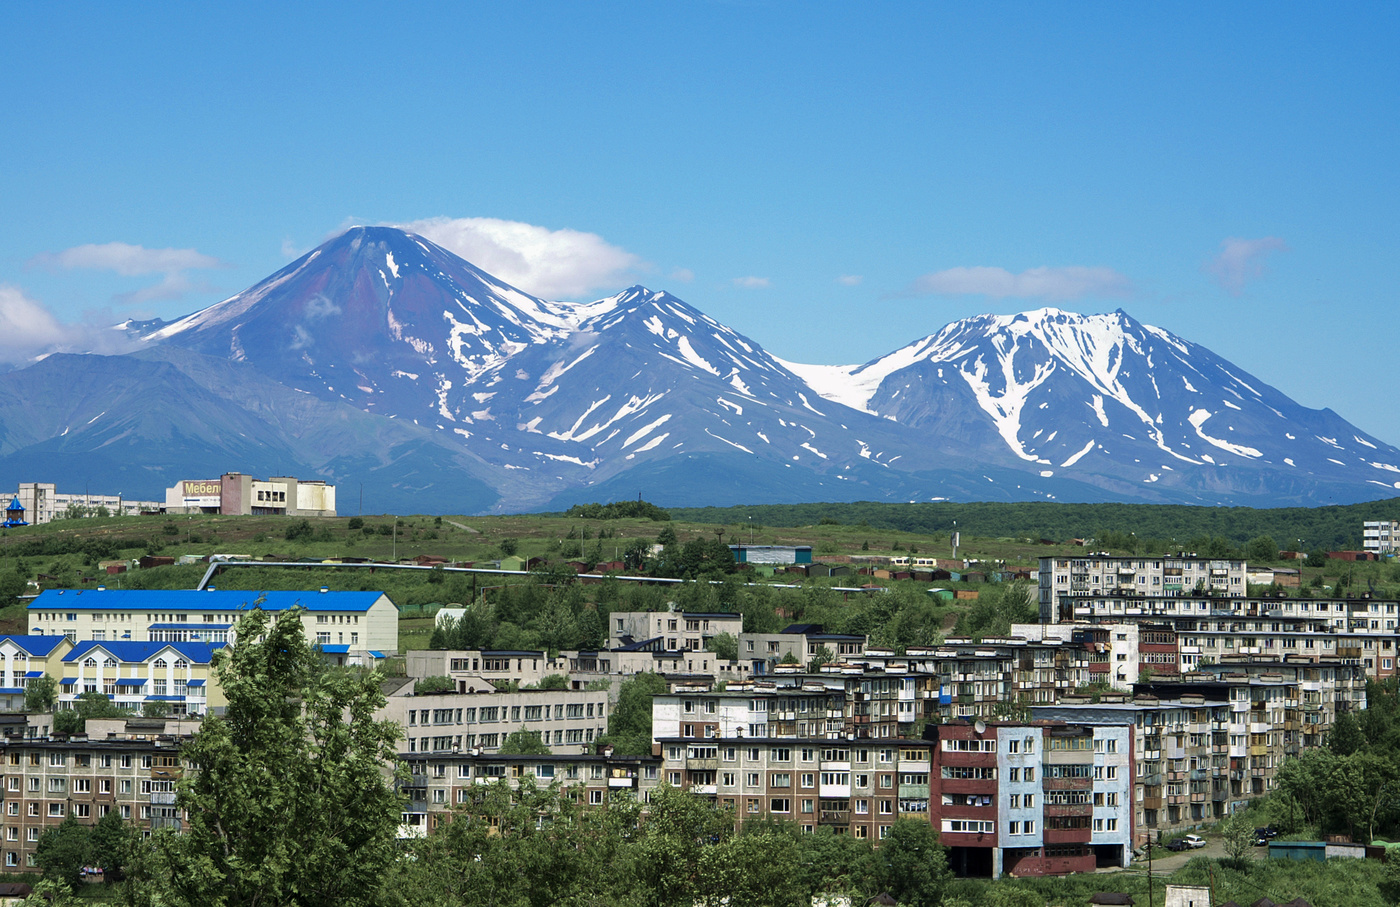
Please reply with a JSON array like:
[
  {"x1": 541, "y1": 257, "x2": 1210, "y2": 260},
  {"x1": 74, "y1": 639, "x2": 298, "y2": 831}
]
[{"x1": 671, "y1": 499, "x2": 1400, "y2": 550}]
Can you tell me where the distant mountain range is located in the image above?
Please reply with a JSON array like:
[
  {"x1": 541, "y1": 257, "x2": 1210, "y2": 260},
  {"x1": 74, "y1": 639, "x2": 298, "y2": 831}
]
[{"x1": 3, "y1": 226, "x2": 1397, "y2": 514}]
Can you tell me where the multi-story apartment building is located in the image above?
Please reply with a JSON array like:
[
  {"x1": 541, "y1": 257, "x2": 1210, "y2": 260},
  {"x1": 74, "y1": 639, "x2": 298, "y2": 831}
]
[
  {"x1": 1364, "y1": 520, "x2": 1400, "y2": 556},
  {"x1": 28, "y1": 589, "x2": 399, "y2": 654},
  {"x1": 1034, "y1": 594, "x2": 1400, "y2": 678},
  {"x1": 1032, "y1": 654, "x2": 1365, "y2": 845},
  {"x1": 741, "y1": 625, "x2": 867, "y2": 675},
  {"x1": 0, "y1": 718, "x2": 195, "y2": 870},
  {"x1": 930, "y1": 721, "x2": 1133, "y2": 878},
  {"x1": 381, "y1": 683, "x2": 611, "y2": 757},
  {"x1": 397, "y1": 749, "x2": 661, "y2": 837},
  {"x1": 57, "y1": 641, "x2": 224, "y2": 716},
  {"x1": 0, "y1": 637, "x2": 72, "y2": 712},
  {"x1": 608, "y1": 611, "x2": 743, "y2": 651},
  {"x1": 1039, "y1": 555, "x2": 1247, "y2": 621},
  {"x1": 405, "y1": 647, "x2": 725, "y2": 695},
  {"x1": 654, "y1": 732, "x2": 919, "y2": 842},
  {"x1": 14, "y1": 483, "x2": 160, "y2": 525}
]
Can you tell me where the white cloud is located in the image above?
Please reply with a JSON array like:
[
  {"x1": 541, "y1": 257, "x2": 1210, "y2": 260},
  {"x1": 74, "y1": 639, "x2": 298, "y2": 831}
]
[
  {"x1": 31, "y1": 242, "x2": 224, "y2": 276},
  {"x1": 30, "y1": 241, "x2": 228, "y2": 306},
  {"x1": 837, "y1": 274, "x2": 863, "y2": 286},
  {"x1": 669, "y1": 267, "x2": 695, "y2": 283},
  {"x1": 396, "y1": 216, "x2": 643, "y2": 299},
  {"x1": 0, "y1": 286, "x2": 67, "y2": 364},
  {"x1": 0, "y1": 286, "x2": 139, "y2": 366},
  {"x1": 1207, "y1": 236, "x2": 1288, "y2": 296},
  {"x1": 905, "y1": 265, "x2": 1133, "y2": 300},
  {"x1": 732, "y1": 276, "x2": 771, "y2": 289}
]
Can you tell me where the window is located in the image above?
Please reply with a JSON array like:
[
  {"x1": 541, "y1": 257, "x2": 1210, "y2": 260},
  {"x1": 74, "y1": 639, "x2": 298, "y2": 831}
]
[{"x1": 770, "y1": 798, "x2": 790, "y2": 814}]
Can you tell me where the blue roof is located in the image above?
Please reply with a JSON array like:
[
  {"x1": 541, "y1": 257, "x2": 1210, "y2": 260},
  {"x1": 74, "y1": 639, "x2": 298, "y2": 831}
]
[
  {"x1": 6, "y1": 497, "x2": 20, "y2": 510},
  {"x1": 0, "y1": 636, "x2": 68, "y2": 657},
  {"x1": 63, "y1": 640, "x2": 224, "y2": 664},
  {"x1": 145, "y1": 695, "x2": 185, "y2": 701},
  {"x1": 114, "y1": 679, "x2": 147, "y2": 687},
  {"x1": 0, "y1": 688, "x2": 22, "y2": 695},
  {"x1": 149, "y1": 623, "x2": 232, "y2": 630},
  {"x1": 185, "y1": 679, "x2": 205, "y2": 687},
  {"x1": 23, "y1": 671, "x2": 42, "y2": 678},
  {"x1": 29, "y1": 589, "x2": 389, "y2": 614}
]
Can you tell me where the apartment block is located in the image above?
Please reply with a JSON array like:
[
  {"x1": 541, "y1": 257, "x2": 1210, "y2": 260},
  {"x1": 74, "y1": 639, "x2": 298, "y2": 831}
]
[
  {"x1": 1033, "y1": 594, "x2": 1400, "y2": 678},
  {"x1": 655, "y1": 734, "x2": 916, "y2": 842},
  {"x1": 381, "y1": 683, "x2": 610, "y2": 757},
  {"x1": 1039, "y1": 556, "x2": 1247, "y2": 621},
  {"x1": 397, "y1": 749, "x2": 662, "y2": 837},
  {"x1": 0, "y1": 638, "x2": 72, "y2": 712},
  {"x1": 1364, "y1": 520, "x2": 1400, "y2": 556},
  {"x1": 57, "y1": 641, "x2": 224, "y2": 716},
  {"x1": 608, "y1": 611, "x2": 743, "y2": 652},
  {"x1": 0, "y1": 720, "x2": 194, "y2": 870},
  {"x1": 930, "y1": 722, "x2": 1133, "y2": 878}
]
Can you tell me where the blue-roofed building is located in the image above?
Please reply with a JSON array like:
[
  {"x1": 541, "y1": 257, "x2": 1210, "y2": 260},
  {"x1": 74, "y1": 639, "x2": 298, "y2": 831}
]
[
  {"x1": 27, "y1": 588, "x2": 399, "y2": 654},
  {"x1": 60, "y1": 640, "x2": 225, "y2": 714},
  {"x1": 0, "y1": 636, "x2": 73, "y2": 711}
]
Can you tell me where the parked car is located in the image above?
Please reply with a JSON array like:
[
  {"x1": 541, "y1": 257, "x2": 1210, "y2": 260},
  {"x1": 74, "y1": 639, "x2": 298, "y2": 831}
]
[
  {"x1": 1254, "y1": 835, "x2": 1269, "y2": 847},
  {"x1": 1182, "y1": 834, "x2": 1206, "y2": 849},
  {"x1": 1165, "y1": 839, "x2": 1189, "y2": 852}
]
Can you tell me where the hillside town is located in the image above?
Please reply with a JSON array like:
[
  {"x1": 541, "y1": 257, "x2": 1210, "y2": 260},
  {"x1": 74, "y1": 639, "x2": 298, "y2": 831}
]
[{"x1": 0, "y1": 530, "x2": 1390, "y2": 892}]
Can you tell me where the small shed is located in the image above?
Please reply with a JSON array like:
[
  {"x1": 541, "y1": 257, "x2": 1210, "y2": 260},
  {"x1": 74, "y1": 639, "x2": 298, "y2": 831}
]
[{"x1": 1267, "y1": 841, "x2": 1325, "y2": 862}]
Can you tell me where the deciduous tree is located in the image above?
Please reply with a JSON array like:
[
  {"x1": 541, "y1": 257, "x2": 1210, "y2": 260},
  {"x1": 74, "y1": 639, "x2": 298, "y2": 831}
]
[{"x1": 130, "y1": 608, "x2": 403, "y2": 907}]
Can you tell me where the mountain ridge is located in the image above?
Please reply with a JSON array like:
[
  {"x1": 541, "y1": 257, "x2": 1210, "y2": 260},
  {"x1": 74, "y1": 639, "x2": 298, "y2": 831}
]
[{"x1": 4, "y1": 227, "x2": 1394, "y2": 513}]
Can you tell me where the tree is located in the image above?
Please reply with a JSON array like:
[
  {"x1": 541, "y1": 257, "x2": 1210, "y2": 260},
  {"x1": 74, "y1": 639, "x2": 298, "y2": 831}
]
[
  {"x1": 89, "y1": 808, "x2": 133, "y2": 879},
  {"x1": 601, "y1": 672, "x2": 668, "y2": 755},
  {"x1": 499, "y1": 729, "x2": 551, "y2": 755},
  {"x1": 34, "y1": 816, "x2": 90, "y2": 890},
  {"x1": 533, "y1": 673, "x2": 569, "y2": 691},
  {"x1": 1328, "y1": 710, "x2": 1364, "y2": 756},
  {"x1": 129, "y1": 608, "x2": 403, "y2": 907},
  {"x1": 1245, "y1": 535, "x2": 1279, "y2": 563},
  {"x1": 707, "y1": 632, "x2": 739, "y2": 662},
  {"x1": 25, "y1": 675, "x2": 56, "y2": 713},
  {"x1": 1220, "y1": 809, "x2": 1255, "y2": 869},
  {"x1": 875, "y1": 819, "x2": 950, "y2": 907}
]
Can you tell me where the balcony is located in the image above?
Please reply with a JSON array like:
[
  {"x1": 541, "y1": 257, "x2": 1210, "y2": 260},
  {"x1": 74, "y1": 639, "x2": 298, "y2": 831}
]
[
  {"x1": 1045, "y1": 803, "x2": 1092, "y2": 818},
  {"x1": 819, "y1": 810, "x2": 850, "y2": 825}
]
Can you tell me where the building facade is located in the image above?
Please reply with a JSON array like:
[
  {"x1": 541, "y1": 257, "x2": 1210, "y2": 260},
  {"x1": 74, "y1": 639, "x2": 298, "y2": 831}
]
[
  {"x1": 14, "y1": 483, "x2": 160, "y2": 526},
  {"x1": 1039, "y1": 556, "x2": 1247, "y2": 621},
  {"x1": 1364, "y1": 520, "x2": 1400, "y2": 556},
  {"x1": 162, "y1": 473, "x2": 336, "y2": 517}
]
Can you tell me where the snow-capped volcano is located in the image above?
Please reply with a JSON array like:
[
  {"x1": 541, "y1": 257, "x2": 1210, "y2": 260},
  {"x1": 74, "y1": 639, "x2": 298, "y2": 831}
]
[
  {"x1": 22, "y1": 231, "x2": 1398, "y2": 511},
  {"x1": 786, "y1": 307, "x2": 1400, "y2": 502}
]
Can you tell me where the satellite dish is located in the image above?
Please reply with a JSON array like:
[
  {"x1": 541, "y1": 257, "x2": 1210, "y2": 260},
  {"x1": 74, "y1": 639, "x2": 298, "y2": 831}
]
[{"x1": 974, "y1": 719, "x2": 987, "y2": 735}]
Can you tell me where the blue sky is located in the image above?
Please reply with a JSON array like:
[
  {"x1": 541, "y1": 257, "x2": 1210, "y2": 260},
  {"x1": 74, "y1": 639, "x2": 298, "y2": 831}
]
[{"x1": 4, "y1": 3, "x2": 1398, "y2": 442}]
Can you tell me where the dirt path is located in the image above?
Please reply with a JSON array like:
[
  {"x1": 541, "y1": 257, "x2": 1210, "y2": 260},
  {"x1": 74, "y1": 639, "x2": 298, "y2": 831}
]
[{"x1": 445, "y1": 520, "x2": 479, "y2": 534}]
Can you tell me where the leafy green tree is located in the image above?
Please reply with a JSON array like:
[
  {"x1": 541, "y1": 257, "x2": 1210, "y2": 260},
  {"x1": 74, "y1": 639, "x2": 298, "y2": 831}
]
[
  {"x1": 499, "y1": 729, "x2": 551, "y2": 755},
  {"x1": 1328, "y1": 710, "x2": 1364, "y2": 756},
  {"x1": 25, "y1": 675, "x2": 56, "y2": 713},
  {"x1": 1220, "y1": 809, "x2": 1256, "y2": 869},
  {"x1": 875, "y1": 819, "x2": 950, "y2": 907},
  {"x1": 499, "y1": 537, "x2": 519, "y2": 556},
  {"x1": 601, "y1": 672, "x2": 668, "y2": 755},
  {"x1": 634, "y1": 784, "x2": 737, "y2": 907},
  {"x1": 707, "y1": 632, "x2": 739, "y2": 662},
  {"x1": 129, "y1": 608, "x2": 403, "y2": 907},
  {"x1": 1244, "y1": 535, "x2": 1279, "y2": 563},
  {"x1": 89, "y1": 807, "x2": 133, "y2": 879},
  {"x1": 34, "y1": 816, "x2": 90, "y2": 890},
  {"x1": 533, "y1": 674, "x2": 569, "y2": 691}
]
